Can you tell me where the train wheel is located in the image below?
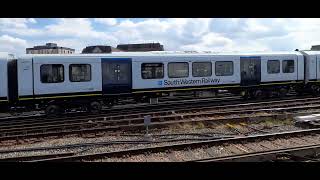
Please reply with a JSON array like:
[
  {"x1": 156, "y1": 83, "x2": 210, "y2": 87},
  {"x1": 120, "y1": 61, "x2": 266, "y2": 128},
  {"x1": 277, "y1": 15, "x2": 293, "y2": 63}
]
[
  {"x1": 241, "y1": 91, "x2": 249, "y2": 100},
  {"x1": 264, "y1": 90, "x2": 271, "y2": 99},
  {"x1": 253, "y1": 90, "x2": 264, "y2": 100},
  {"x1": 279, "y1": 88, "x2": 288, "y2": 98},
  {"x1": 45, "y1": 105, "x2": 61, "y2": 117},
  {"x1": 311, "y1": 85, "x2": 320, "y2": 96},
  {"x1": 89, "y1": 101, "x2": 102, "y2": 113}
]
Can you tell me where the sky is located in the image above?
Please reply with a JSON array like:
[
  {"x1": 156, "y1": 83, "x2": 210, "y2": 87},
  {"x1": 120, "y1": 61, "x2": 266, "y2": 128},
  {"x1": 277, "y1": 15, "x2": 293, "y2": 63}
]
[{"x1": 0, "y1": 18, "x2": 320, "y2": 55}]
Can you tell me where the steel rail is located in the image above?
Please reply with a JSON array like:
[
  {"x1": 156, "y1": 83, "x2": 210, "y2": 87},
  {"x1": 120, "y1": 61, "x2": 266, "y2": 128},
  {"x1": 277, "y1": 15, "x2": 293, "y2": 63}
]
[
  {"x1": 191, "y1": 144, "x2": 320, "y2": 162},
  {"x1": 1, "y1": 96, "x2": 319, "y2": 132},
  {"x1": 0, "y1": 95, "x2": 241, "y2": 122},
  {"x1": 0, "y1": 104, "x2": 319, "y2": 142},
  {"x1": 23, "y1": 128, "x2": 320, "y2": 162}
]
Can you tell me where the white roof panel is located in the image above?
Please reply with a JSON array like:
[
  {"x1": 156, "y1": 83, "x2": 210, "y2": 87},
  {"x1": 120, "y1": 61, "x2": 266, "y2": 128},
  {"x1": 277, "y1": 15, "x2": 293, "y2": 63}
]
[
  {"x1": 302, "y1": 51, "x2": 320, "y2": 55},
  {"x1": 18, "y1": 50, "x2": 303, "y2": 59},
  {"x1": 0, "y1": 52, "x2": 14, "y2": 62}
]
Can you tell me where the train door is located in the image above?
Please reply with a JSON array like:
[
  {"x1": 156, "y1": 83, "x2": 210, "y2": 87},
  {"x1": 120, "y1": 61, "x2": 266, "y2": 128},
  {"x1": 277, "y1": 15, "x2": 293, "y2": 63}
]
[
  {"x1": 315, "y1": 55, "x2": 320, "y2": 80},
  {"x1": 7, "y1": 59, "x2": 18, "y2": 103},
  {"x1": 101, "y1": 58, "x2": 132, "y2": 94},
  {"x1": 240, "y1": 57, "x2": 261, "y2": 86},
  {"x1": 0, "y1": 60, "x2": 8, "y2": 102}
]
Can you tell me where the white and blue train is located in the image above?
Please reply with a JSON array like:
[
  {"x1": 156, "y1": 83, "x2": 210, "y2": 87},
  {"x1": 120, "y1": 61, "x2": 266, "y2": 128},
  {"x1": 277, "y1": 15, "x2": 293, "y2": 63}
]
[{"x1": 1, "y1": 50, "x2": 320, "y2": 115}]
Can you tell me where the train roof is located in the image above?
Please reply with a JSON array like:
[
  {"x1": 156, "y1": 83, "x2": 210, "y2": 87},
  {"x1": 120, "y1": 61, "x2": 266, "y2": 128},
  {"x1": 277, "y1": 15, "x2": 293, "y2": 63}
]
[
  {"x1": 301, "y1": 51, "x2": 320, "y2": 55},
  {"x1": 17, "y1": 51, "x2": 303, "y2": 59},
  {"x1": 0, "y1": 52, "x2": 15, "y2": 62}
]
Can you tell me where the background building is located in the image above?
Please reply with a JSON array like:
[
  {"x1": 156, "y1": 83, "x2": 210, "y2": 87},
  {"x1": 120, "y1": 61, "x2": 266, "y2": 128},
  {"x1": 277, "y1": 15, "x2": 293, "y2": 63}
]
[
  {"x1": 117, "y1": 43, "x2": 164, "y2": 52},
  {"x1": 82, "y1": 43, "x2": 165, "y2": 53},
  {"x1": 311, "y1": 45, "x2": 320, "y2": 51},
  {"x1": 82, "y1": 45, "x2": 122, "y2": 54},
  {"x1": 26, "y1": 43, "x2": 75, "y2": 54}
]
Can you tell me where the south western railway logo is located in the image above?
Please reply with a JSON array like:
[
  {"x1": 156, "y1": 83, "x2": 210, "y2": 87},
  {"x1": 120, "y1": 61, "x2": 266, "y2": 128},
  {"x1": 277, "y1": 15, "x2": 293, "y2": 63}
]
[{"x1": 158, "y1": 78, "x2": 220, "y2": 86}]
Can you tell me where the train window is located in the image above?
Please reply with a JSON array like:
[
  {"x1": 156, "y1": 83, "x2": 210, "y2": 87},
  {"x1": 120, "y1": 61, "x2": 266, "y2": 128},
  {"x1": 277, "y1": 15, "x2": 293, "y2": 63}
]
[
  {"x1": 192, "y1": 62, "x2": 212, "y2": 77},
  {"x1": 69, "y1": 64, "x2": 91, "y2": 82},
  {"x1": 40, "y1": 64, "x2": 64, "y2": 83},
  {"x1": 141, "y1": 63, "x2": 164, "y2": 79},
  {"x1": 215, "y1": 61, "x2": 233, "y2": 76},
  {"x1": 267, "y1": 60, "x2": 280, "y2": 74},
  {"x1": 168, "y1": 62, "x2": 189, "y2": 78},
  {"x1": 282, "y1": 60, "x2": 294, "y2": 73}
]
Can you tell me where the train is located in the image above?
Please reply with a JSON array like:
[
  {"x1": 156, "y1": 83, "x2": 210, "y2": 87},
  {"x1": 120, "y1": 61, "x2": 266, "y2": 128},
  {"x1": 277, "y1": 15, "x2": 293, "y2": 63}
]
[{"x1": 0, "y1": 50, "x2": 320, "y2": 116}]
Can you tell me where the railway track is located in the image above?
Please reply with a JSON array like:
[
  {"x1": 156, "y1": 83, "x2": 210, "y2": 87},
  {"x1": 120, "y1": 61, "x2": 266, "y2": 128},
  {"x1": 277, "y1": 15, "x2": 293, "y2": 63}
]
[
  {"x1": 0, "y1": 96, "x2": 320, "y2": 142},
  {"x1": 192, "y1": 144, "x2": 320, "y2": 162},
  {"x1": 0, "y1": 94, "x2": 240, "y2": 121},
  {"x1": 0, "y1": 92, "x2": 302, "y2": 123},
  {"x1": 4, "y1": 128, "x2": 320, "y2": 162}
]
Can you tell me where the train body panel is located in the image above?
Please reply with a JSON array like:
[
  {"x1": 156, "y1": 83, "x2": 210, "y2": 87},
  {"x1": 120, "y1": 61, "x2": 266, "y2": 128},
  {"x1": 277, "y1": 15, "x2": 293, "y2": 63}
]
[
  {"x1": 308, "y1": 55, "x2": 317, "y2": 80},
  {"x1": 18, "y1": 57, "x2": 33, "y2": 97},
  {"x1": 0, "y1": 54, "x2": 8, "y2": 103},
  {"x1": 33, "y1": 56, "x2": 102, "y2": 96},
  {"x1": 297, "y1": 54, "x2": 305, "y2": 81},
  {"x1": 131, "y1": 52, "x2": 304, "y2": 91},
  {"x1": 317, "y1": 55, "x2": 320, "y2": 80},
  {"x1": 17, "y1": 56, "x2": 103, "y2": 102},
  {"x1": 131, "y1": 55, "x2": 240, "y2": 90},
  {"x1": 302, "y1": 51, "x2": 320, "y2": 81},
  {"x1": 260, "y1": 54, "x2": 303, "y2": 83}
]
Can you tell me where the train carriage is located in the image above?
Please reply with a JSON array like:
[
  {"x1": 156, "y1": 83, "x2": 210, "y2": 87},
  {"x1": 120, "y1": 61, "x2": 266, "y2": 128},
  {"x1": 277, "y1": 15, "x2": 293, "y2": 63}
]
[
  {"x1": 1, "y1": 50, "x2": 319, "y2": 115},
  {"x1": 132, "y1": 51, "x2": 304, "y2": 99}
]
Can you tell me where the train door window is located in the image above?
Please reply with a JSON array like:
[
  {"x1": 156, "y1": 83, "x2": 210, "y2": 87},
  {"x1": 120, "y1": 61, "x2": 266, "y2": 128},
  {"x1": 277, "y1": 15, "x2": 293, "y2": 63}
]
[
  {"x1": 141, "y1": 63, "x2": 164, "y2": 79},
  {"x1": 168, "y1": 62, "x2": 189, "y2": 78},
  {"x1": 215, "y1": 61, "x2": 233, "y2": 76},
  {"x1": 40, "y1": 64, "x2": 64, "y2": 83},
  {"x1": 192, "y1": 62, "x2": 212, "y2": 77},
  {"x1": 282, "y1": 60, "x2": 294, "y2": 73},
  {"x1": 69, "y1": 64, "x2": 92, "y2": 82},
  {"x1": 267, "y1": 60, "x2": 280, "y2": 74}
]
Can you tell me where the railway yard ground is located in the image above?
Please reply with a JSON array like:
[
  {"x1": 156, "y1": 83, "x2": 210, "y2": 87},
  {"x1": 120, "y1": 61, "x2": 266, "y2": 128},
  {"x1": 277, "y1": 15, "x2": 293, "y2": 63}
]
[{"x1": 1, "y1": 95, "x2": 320, "y2": 162}]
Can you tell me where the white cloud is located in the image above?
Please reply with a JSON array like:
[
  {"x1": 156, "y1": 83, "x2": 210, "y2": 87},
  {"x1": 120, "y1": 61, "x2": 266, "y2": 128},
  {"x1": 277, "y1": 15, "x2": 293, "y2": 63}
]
[
  {"x1": 45, "y1": 18, "x2": 96, "y2": 37},
  {"x1": 44, "y1": 18, "x2": 118, "y2": 43},
  {"x1": 94, "y1": 18, "x2": 117, "y2": 26},
  {"x1": 28, "y1": 18, "x2": 37, "y2": 24},
  {"x1": 0, "y1": 18, "x2": 43, "y2": 36},
  {"x1": 2, "y1": 18, "x2": 320, "y2": 54},
  {"x1": 0, "y1": 18, "x2": 28, "y2": 28},
  {"x1": 0, "y1": 35, "x2": 27, "y2": 55},
  {"x1": 112, "y1": 18, "x2": 213, "y2": 50}
]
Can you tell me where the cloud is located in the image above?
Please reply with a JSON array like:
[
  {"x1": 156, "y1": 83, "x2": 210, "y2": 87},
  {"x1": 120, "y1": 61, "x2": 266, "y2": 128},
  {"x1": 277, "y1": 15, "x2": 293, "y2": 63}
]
[
  {"x1": 1, "y1": 18, "x2": 320, "y2": 54},
  {"x1": 0, "y1": 35, "x2": 27, "y2": 55},
  {"x1": 94, "y1": 18, "x2": 117, "y2": 26},
  {"x1": 112, "y1": 18, "x2": 213, "y2": 50},
  {"x1": 44, "y1": 18, "x2": 118, "y2": 43},
  {"x1": 28, "y1": 18, "x2": 37, "y2": 24},
  {"x1": 0, "y1": 18, "x2": 42, "y2": 36}
]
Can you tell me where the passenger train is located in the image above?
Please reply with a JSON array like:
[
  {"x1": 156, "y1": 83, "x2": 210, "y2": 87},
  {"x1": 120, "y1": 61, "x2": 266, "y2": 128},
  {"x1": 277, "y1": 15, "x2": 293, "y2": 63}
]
[{"x1": 1, "y1": 50, "x2": 320, "y2": 115}]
